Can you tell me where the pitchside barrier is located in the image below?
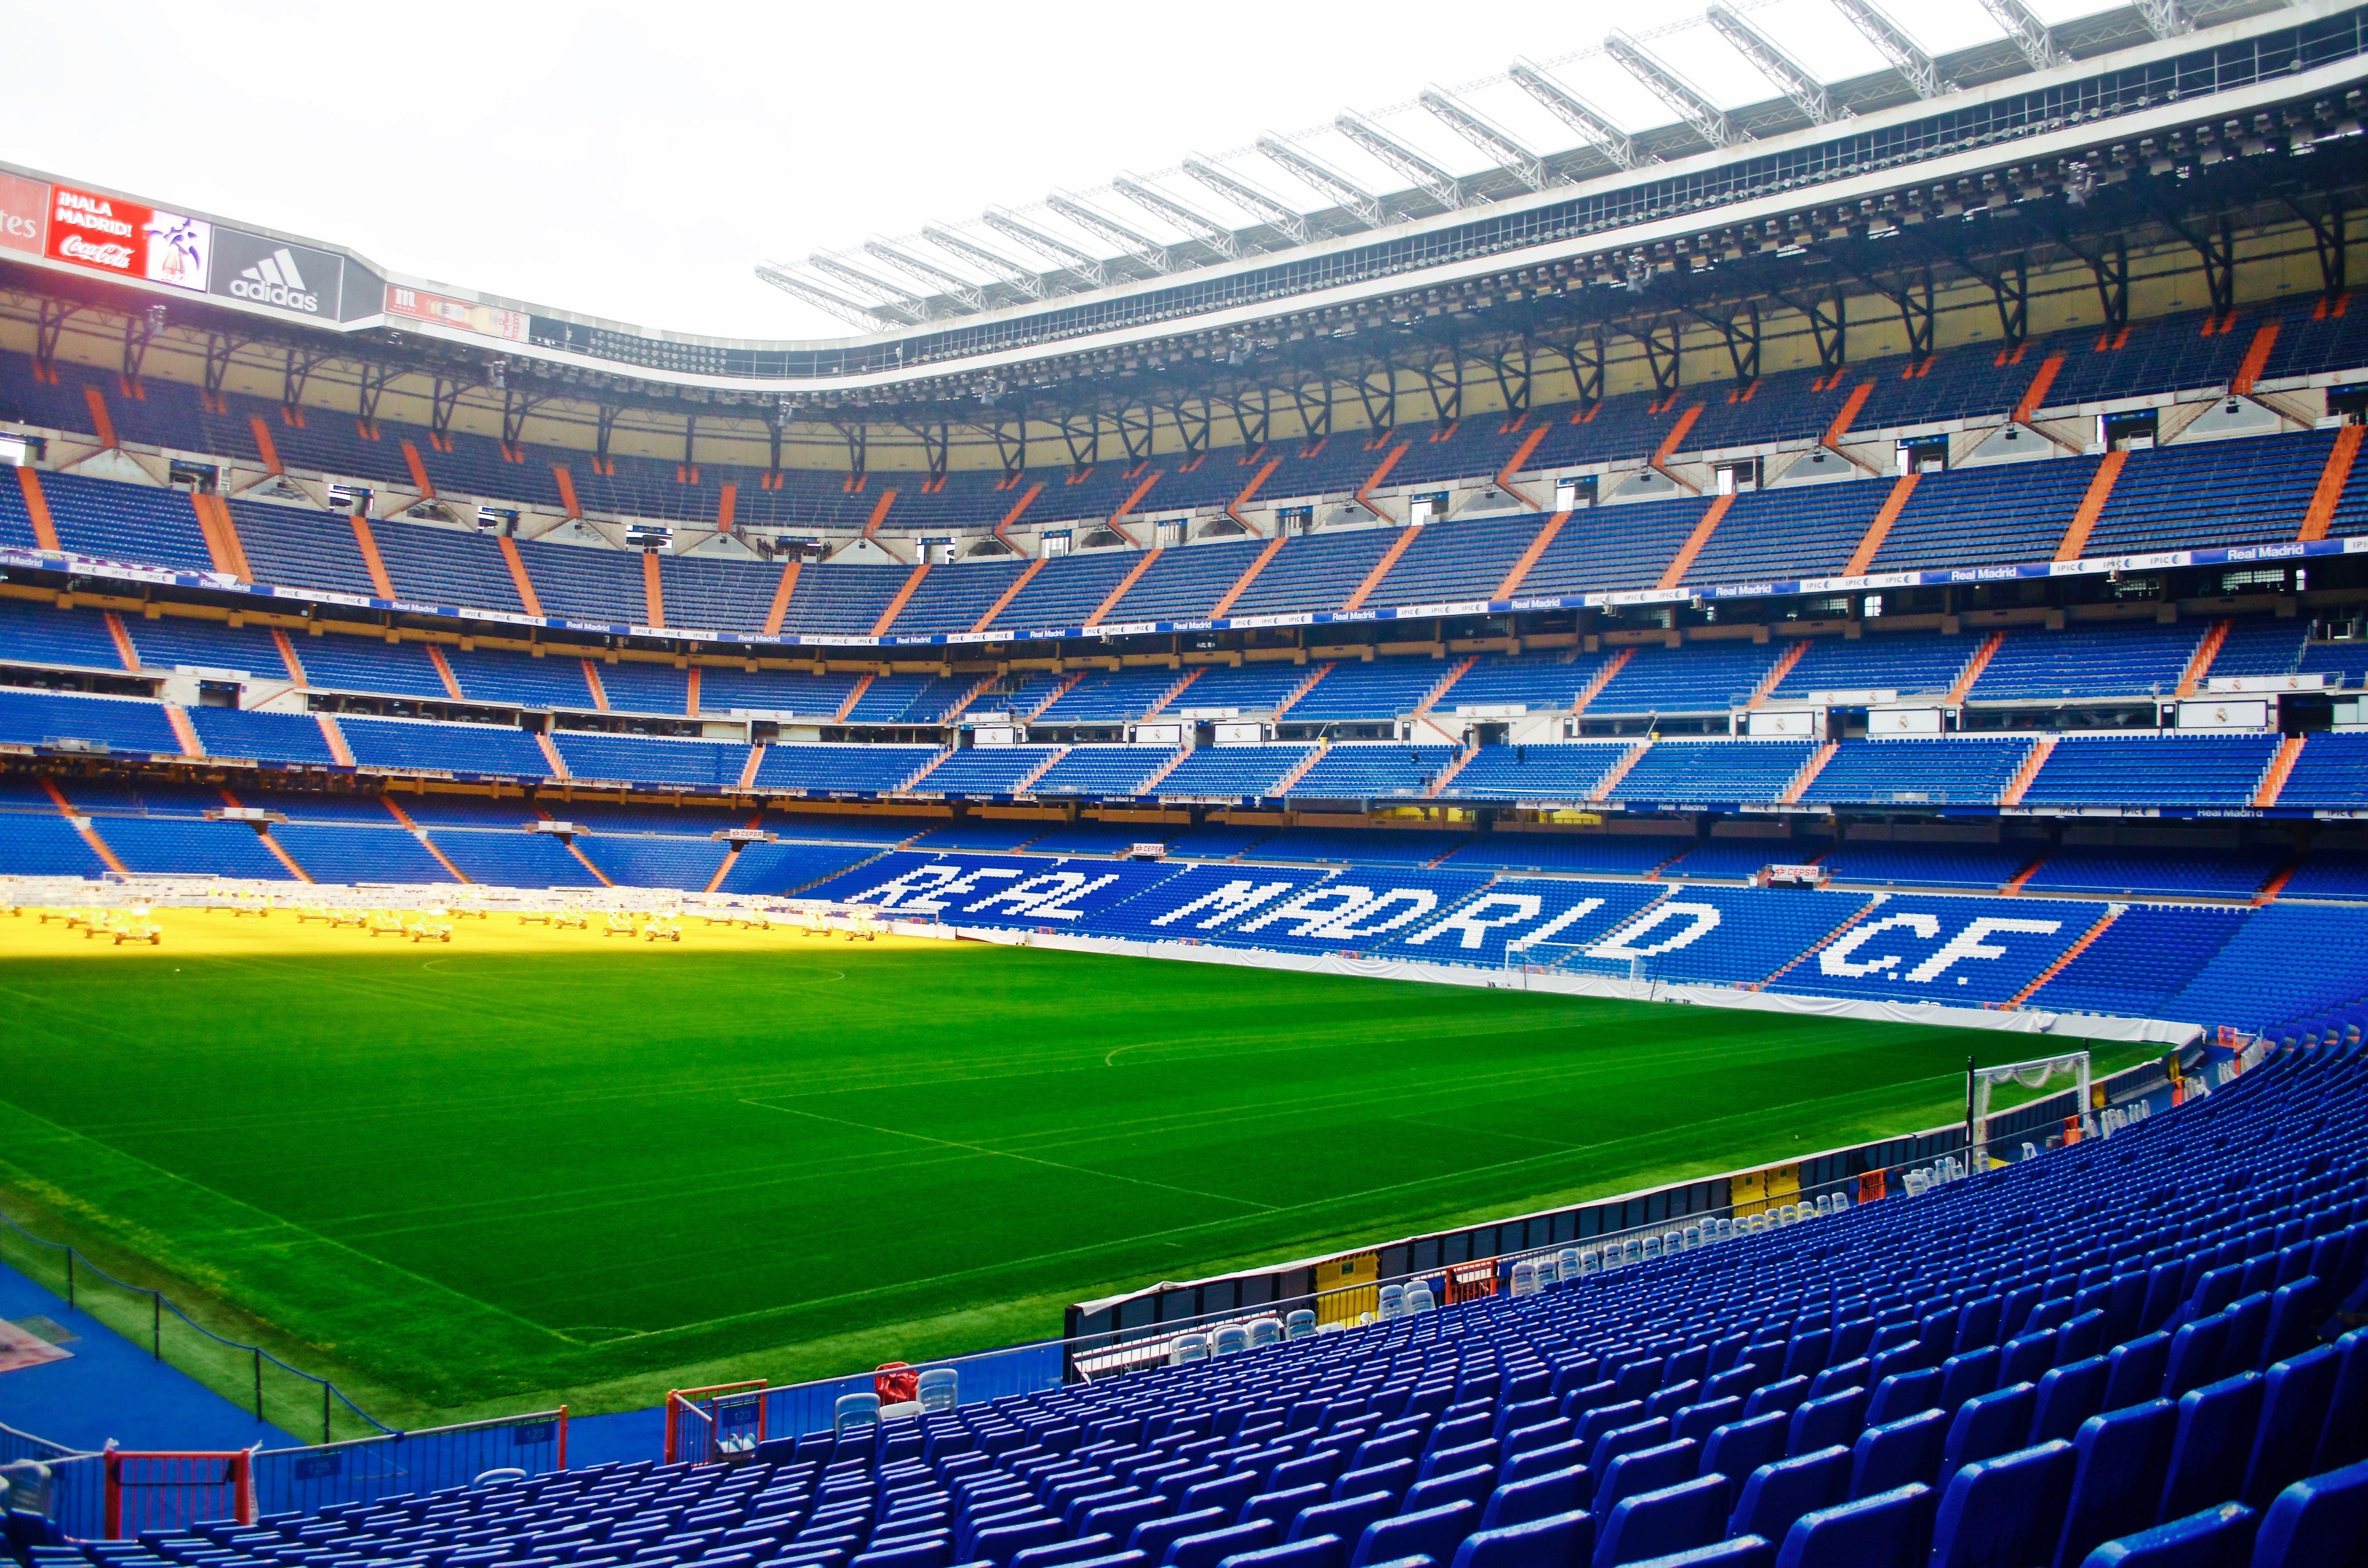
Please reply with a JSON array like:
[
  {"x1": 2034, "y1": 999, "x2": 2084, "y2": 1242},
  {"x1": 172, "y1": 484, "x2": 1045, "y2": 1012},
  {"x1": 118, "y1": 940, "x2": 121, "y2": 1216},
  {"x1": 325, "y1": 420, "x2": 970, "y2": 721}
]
[
  {"x1": 0, "y1": 1208, "x2": 389, "y2": 1447},
  {"x1": 1057, "y1": 1051, "x2": 2192, "y2": 1381}
]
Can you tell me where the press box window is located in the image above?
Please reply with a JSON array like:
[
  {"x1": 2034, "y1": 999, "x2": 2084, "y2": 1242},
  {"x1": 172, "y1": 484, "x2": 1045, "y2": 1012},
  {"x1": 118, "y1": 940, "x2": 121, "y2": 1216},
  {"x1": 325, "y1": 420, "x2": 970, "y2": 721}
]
[
  {"x1": 477, "y1": 506, "x2": 519, "y2": 535},
  {"x1": 624, "y1": 522, "x2": 671, "y2": 551},
  {"x1": 1713, "y1": 459, "x2": 1760, "y2": 495},
  {"x1": 1277, "y1": 506, "x2": 1314, "y2": 534},
  {"x1": 169, "y1": 459, "x2": 219, "y2": 493},
  {"x1": 1897, "y1": 436, "x2": 1948, "y2": 474},
  {"x1": 0, "y1": 433, "x2": 40, "y2": 466},
  {"x1": 1408, "y1": 491, "x2": 1449, "y2": 525}
]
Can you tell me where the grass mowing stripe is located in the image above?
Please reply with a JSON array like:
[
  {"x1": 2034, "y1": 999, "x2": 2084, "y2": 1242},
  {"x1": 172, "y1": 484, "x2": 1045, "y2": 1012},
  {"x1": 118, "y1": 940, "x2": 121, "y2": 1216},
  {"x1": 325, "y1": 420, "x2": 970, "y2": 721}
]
[{"x1": 0, "y1": 914, "x2": 2158, "y2": 1426}]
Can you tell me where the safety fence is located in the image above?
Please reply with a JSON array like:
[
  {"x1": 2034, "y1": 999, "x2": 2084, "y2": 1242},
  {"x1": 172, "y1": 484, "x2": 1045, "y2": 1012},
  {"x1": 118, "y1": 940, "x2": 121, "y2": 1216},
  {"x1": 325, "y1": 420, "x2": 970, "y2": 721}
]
[
  {"x1": 1056, "y1": 1048, "x2": 2197, "y2": 1381},
  {"x1": 0, "y1": 1206, "x2": 389, "y2": 1449}
]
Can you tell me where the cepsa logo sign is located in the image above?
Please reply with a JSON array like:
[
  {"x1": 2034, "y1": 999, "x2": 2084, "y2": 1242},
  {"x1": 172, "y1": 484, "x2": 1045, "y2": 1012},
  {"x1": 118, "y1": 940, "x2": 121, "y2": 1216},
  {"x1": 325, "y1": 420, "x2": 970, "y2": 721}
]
[
  {"x1": 43, "y1": 184, "x2": 211, "y2": 291},
  {"x1": 0, "y1": 172, "x2": 48, "y2": 257}
]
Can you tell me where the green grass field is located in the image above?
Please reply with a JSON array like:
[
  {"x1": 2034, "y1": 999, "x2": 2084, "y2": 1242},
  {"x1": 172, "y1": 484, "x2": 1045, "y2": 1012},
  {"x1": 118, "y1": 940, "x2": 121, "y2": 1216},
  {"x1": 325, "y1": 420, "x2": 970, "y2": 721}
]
[{"x1": 0, "y1": 913, "x2": 2147, "y2": 1431}]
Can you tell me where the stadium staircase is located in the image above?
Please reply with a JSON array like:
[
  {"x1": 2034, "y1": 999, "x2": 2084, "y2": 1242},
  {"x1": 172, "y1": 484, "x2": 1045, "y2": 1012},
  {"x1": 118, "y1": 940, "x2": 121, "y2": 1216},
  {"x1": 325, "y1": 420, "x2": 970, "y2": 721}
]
[
  {"x1": 2255, "y1": 736, "x2": 2306, "y2": 808},
  {"x1": 1999, "y1": 737, "x2": 2056, "y2": 808},
  {"x1": 1424, "y1": 743, "x2": 1481, "y2": 799},
  {"x1": 1270, "y1": 741, "x2": 1329, "y2": 796},
  {"x1": 1413, "y1": 657, "x2": 1476, "y2": 717},
  {"x1": 1139, "y1": 666, "x2": 1203, "y2": 720},
  {"x1": 1777, "y1": 741, "x2": 1838, "y2": 805},
  {"x1": 1587, "y1": 741, "x2": 1650, "y2": 803},
  {"x1": 1011, "y1": 748, "x2": 1070, "y2": 795},
  {"x1": 2175, "y1": 621, "x2": 2231, "y2": 697},
  {"x1": 1135, "y1": 747, "x2": 1190, "y2": 796},
  {"x1": 900, "y1": 748, "x2": 956, "y2": 792},
  {"x1": 1569, "y1": 649, "x2": 1633, "y2": 716},
  {"x1": 1492, "y1": 513, "x2": 1565, "y2": 598},
  {"x1": 1089, "y1": 550, "x2": 1162, "y2": 625},
  {"x1": 1743, "y1": 644, "x2": 1808, "y2": 710},
  {"x1": 1270, "y1": 664, "x2": 1332, "y2": 719},
  {"x1": 1944, "y1": 634, "x2": 2004, "y2": 706},
  {"x1": 2007, "y1": 904, "x2": 2121, "y2": 1005}
]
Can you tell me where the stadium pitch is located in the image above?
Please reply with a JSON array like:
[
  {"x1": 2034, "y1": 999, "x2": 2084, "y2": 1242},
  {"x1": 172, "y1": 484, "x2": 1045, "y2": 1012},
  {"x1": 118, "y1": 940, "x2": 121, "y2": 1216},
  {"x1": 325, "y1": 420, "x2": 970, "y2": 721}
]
[{"x1": 0, "y1": 909, "x2": 2153, "y2": 1428}]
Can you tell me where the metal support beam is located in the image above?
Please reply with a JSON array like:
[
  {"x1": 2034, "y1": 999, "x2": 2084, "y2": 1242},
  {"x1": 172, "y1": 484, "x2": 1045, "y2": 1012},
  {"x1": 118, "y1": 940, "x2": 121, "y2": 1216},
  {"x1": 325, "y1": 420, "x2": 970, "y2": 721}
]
[
  {"x1": 840, "y1": 420, "x2": 868, "y2": 476},
  {"x1": 754, "y1": 263, "x2": 907, "y2": 329},
  {"x1": 34, "y1": 299, "x2": 74, "y2": 370},
  {"x1": 921, "y1": 226, "x2": 1047, "y2": 299},
  {"x1": 1977, "y1": 0, "x2": 2064, "y2": 71},
  {"x1": 2134, "y1": 0, "x2": 2191, "y2": 40},
  {"x1": 1418, "y1": 87, "x2": 1551, "y2": 192},
  {"x1": 980, "y1": 208, "x2": 1109, "y2": 287},
  {"x1": 1606, "y1": 32, "x2": 1743, "y2": 149},
  {"x1": 1895, "y1": 268, "x2": 1937, "y2": 358},
  {"x1": 120, "y1": 312, "x2": 157, "y2": 384},
  {"x1": 1490, "y1": 341, "x2": 1533, "y2": 416},
  {"x1": 1829, "y1": 0, "x2": 1949, "y2": 99},
  {"x1": 1706, "y1": 5, "x2": 1836, "y2": 125},
  {"x1": 1640, "y1": 317, "x2": 1684, "y2": 398},
  {"x1": 809, "y1": 255, "x2": 934, "y2": 321},
  {"x1": 913, "y1": 421, "x2": 950, "y2": 482},
  {"x1": 1993, "y1": 252, "x2": 2029, "y2": 351},
  {"x1": 431, "y1": 378, "x2": 463, "y2": 441},
  {"x1": 1114, "y1": 176, "x2": 1241, "y2": 258},
  {"x1": 1508, "y1": 60, "x2": 1638, "y2": 171},
  {"x1": 863, "y1": 240, "x2": 987, "y2": 310},
  {"x1": 1255, "y1": 135, "x2": 1387, "y2": 228},
  {"x1": 1046, "y1": 194, "x2": 1172, "y2": 274},
  {"x1": 1334, "y1": 111, "x2": 1467, "y2": 210},
  {"x1": 201, "y1": 332, "x2": 240, "y2": 397},
  {"x1": 356, "y1": 362, "x2": 396, "y2": 423},
  {"x1": 1182, "y1": 158, "x2": 1319, "y2": 244},
  {"x1": 595, "y1": 404, "x2": 621, "y2": 464}
]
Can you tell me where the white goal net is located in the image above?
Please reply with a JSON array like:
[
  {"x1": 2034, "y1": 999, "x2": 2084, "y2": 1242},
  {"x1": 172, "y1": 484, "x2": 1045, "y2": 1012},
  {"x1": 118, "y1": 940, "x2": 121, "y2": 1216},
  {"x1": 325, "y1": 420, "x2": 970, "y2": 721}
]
[{"x1": 1970, "y1": 1049, "x2": 2092, "y2": 1169}]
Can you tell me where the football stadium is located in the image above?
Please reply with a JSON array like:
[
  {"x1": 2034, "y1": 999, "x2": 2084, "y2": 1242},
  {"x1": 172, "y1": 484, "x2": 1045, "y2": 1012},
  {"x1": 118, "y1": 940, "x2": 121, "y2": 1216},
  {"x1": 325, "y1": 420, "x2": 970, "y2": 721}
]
[{"x1": 1, "y1": 0, "x2": 2367, "y2": 1562}]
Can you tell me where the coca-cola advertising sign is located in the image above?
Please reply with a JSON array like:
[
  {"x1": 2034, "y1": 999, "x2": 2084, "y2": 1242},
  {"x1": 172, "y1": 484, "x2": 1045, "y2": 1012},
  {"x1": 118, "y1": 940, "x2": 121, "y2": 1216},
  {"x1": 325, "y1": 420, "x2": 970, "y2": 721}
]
[
  {"x1": 0, "y1": 172, "x2": 47, "y2": 257},
  {"x1": 44, "y1": 184, "x2": 211, "y2": 292}
]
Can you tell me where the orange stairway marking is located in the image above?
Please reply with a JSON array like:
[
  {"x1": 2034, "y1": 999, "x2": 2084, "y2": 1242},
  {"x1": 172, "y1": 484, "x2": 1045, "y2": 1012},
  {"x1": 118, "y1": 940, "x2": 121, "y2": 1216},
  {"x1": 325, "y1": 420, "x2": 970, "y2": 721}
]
[
  {"x1": 15, "y1": 469, "x2": 60, "y2": 551},
  {"x1": 2009, "y1": 905, "x2": 2120, "y2": 1006},
  {"x1": 1426, "y1": 742, "x2": 1481, "y2": 797},
  {"x1": 1270, "y1": 739, "x2": 1330, "y2": 796},
  {"x1": 580, "y1": 659, "x2": 610, "y2": 711},
  {"x1": 901, "y1": 749, "x2": 955, "y2": 791},
  {"x1": 1137, "y1": 747, "x2": 1190, "y2": 795},
  {"x1": 1012, "y1": 747, "x2": 1070, "y2": 795},
  {"x1": 1024, "y1": 669, "x2": 1087, "y2": 722},
  {"x1": 553, "y1": 466, "x2": 582, "y2": 519},
  {"x1": 703, "y1": 847, "x2": 740, "y2": 894},
  {"x1": 736, "y1": 744, "x2": 766, "y2": 792},
  {"x1": 533, "y1": 731, "x2": 570, "y2": 779},
  {"x1": 715, "y1": 482, "x2": 736, "y2": 533},
  {"x1": 1779, "y1": 740, "x2": 1838, "y2": 805},
  {"x1": 1493, "y1": 424, "x2": 1552, "y2": 508},
  {"x1": 2010, "y1": 355, "x2": 2065, "y2": 423},
  {"x1": 2231, "y1": 322, "x2": 2281, "y2": 396},
  {"x1": 1343, "y1": 525, "x2": 1420, "y2": 611},
  {"x1": 995, "y1": 482, "x2": 1045, "y2": 542},
  {"x1": 104, "y1": 611, "x2": 140, "y2": 670},
  {"x1": 256, "y1": 825, "x2": 314, "y2": 883},
  {"x1": 1746, "y1": 640, "x2": 1810, "y2": 710},
  {"x1": 2003, "y1": 856, "x2": 2047, "y2": 893},
  {"x1": 189, "y1": 494, "x2": 242, "y2": 578},
  {"x1": 1821, "y1": 382, "x2": 1874, "y2": 446},
  {"x1": 1653, "y1": 405, "x2": 1703, "y2": 466},
  {"x1": 1141, "y1": 664, "x2": 1204, "y2": 719},
  {"x1": 349, "y1": 515, "x2": 397, "y2": 598},
  {"x1": 163, "y1": 705, "x2": 204, "y2": 758},
  {"x1": 1945, "y1": 632, "x2": 2004, "y2": 705},
  {"x1": 1272, "y1": 662, "x2": 1332, "y2": 719},
  {"x1": 316, "y1": 713, "x2": 354, "y2": 766},
  {"x1": 1495, "y1": 512, "x2": 1566, "y2": 599},
  {"x1": 1211, "y1": 536, "x2": 1286, "y2": 618},
  {"x1": 1571, "y1": 647, "x2": 1634, "y2": 716},
  {"x1": 565, "y1": 837, "x2": 613, "y2": 887},
  {"x1": 973, "y1": 556, "x2": 1048, "y2": 632},
  {"x1": 2174, "y1": 620, "x2": 2228, "y2": 698},
  {"x1": 861, "y1": 487, "x2": 899, "y2": 538},
  {"x1": 1587, "y1": 739, "x2": 1650, "y2": 802},
  {"x1": 83, "y1": 385, "x2": 118, "y2": 449},
  {"x1": 2055, "y1": 450, "x2": 2126, "y2": 561},
  {"x1": 2253, "y1": 863, "x2": 2296, "y2": 905},
  {"x1": 684, "y1": 666, "x2": 701, "y2": 718},
  {"x1": 425, "y1": 643, "x2": 465, "y2": 700},
  {"x1": 271, "y1": 628, "x2": 308, "y2": 686},
  {"x1": 1414, "y1": 655, "x2": 1477, "y2": 716},
  {"x1": 871, "y1": 562, "x2": 930, "y2": 635},
  {"x1": 1089, "y1": 548, "x2": 1162, "y2": 625},
  {"x1": 496, "y1": 536, "x2": 545, "y2": 615},
  {"x1": 1355, "y1": 442, "x2": 1409, "y2": 518},
  {"x1": 2299, "y1": 425, "x2": 2363, "y2": 541},
  {"x1": 762, "y1": 561, "x2": 801, "y2": 635},
  {"x1": 1656, "y1": 492, "x2": 1736, "y2": 588},
  {"x1": 2000, "y1": 735, "x2": 2057, "y2": 807},
  {"x1": 401, "y1": 440, "x2": 437, "y2": 498},
  {"x1": 641, "y1": 552, "x2": 665, "y2": 628},
  {"x1": 203, "y1": 494, "x2": 253, "y2": 580},
  {"x1": 43, "y1": 779, "x2": 129, "y2": 875},
  {"x1": 2253, "y1": 735, "x2": 2304, "y2": 808},
  {"x1": 1109, "y1": 472, "x2": 1159, "y2": 521},
  {"x1": 248, "y1": 416, "x2": 284, "y2": 475},
  {"x1": 834, "y1": 673, "x2": 875, "y2": 721},
  {"x1": 1227, "y1": 457, "x2": 1282, "y2": 533},
  {"x1": 1843, "y1": 472, "x2": 1920, "y2": 576}
]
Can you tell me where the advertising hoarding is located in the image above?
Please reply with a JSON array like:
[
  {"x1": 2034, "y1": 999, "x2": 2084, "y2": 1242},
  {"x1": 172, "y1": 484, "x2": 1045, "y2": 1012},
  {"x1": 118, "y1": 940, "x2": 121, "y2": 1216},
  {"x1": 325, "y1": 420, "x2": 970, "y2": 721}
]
[
  {"x1": 42, "y1": 184, "x2": 211, "y2": 292},
  {"x1": 383, "y1": 282, "x2": 529, "y2": 342},
  {"x1": 0, "y1": 172, "x2": 47, "y2": 257}
]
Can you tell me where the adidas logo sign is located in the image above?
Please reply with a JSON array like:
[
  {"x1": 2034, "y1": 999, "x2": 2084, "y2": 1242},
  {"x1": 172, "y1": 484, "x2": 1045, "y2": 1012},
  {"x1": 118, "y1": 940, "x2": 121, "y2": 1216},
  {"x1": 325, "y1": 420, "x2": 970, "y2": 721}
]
[{"x1": 229, "y1": 247, "x2": 320, "y2": 313}]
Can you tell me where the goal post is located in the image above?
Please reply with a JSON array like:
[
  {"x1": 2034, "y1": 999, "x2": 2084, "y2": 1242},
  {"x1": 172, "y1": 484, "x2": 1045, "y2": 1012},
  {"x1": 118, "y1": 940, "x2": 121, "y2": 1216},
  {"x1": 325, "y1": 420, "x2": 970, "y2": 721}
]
[
  {"x1": 1968, "y1": 1048, "x2": 2092, "y2": 1170},
  {"x1": 103, "y1": 1450, "x2": 254, "y2": 1540}
]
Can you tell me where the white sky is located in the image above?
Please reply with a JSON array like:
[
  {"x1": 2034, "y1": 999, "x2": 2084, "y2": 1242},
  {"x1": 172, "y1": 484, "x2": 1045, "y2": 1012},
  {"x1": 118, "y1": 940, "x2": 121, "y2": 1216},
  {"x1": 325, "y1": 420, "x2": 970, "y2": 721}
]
[{"x1": 0, "y1": 0, "x2": 2098, "y2": 343}]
